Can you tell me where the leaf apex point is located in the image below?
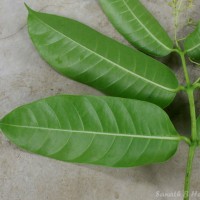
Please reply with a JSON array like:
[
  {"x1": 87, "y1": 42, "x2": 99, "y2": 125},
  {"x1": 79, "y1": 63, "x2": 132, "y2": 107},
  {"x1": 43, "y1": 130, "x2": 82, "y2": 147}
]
[{"x1": 24, "y1": 3, "x2": 33, "y2": 13}]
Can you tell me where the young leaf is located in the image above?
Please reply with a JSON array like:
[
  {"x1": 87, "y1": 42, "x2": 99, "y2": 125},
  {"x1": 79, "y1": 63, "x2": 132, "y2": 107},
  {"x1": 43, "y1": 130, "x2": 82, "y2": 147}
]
[
  {"x1": 26, "y1": 6, "x2": 178, "y2": 108},
  {"x1": 0, "y1": 95, "x2": 181, "y2": 167},
  {"x1": 184, "y1": 22, "x2": 200, "y2": 62},
  {"x1": 98, "y1": 0, "x2": 174, "y2": 57}
]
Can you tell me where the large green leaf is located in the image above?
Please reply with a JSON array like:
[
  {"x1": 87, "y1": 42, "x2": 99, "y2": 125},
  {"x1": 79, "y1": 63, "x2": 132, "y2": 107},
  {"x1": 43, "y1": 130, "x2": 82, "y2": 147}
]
[
  {"x1": 184, "y1": 22, "x2": 200, "y2": 62},
  {"x1": 26, "y1": 6, "x2": 178, "y2": 108},
  {"x1": 98, "y1": 0, "x2": 174, "y2": 57},
  {"x1": 0, "y1": 95, "x2": 181, "y2": 167}
]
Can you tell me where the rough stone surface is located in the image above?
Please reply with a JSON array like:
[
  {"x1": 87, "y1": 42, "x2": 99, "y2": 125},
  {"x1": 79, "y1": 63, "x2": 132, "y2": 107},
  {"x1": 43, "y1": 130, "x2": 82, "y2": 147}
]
[{"x1": 0, "y1": 0, "x2": 200, "y2": 199}]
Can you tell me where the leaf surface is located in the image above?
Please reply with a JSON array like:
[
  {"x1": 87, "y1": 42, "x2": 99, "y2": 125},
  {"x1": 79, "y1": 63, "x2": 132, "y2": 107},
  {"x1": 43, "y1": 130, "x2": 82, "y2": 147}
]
[
  {"x1": 0, "y1": 95, "x2": 181, "y2": 167},
  {"x1": 26, "y1": 6, "x2": 178, "y2": 108},
  {"x1": 184, "y1": 22, "x2": 200, "y2": 62},
  {"x1": 98, "y1": 0, "x2": 173, "y2": 57}
]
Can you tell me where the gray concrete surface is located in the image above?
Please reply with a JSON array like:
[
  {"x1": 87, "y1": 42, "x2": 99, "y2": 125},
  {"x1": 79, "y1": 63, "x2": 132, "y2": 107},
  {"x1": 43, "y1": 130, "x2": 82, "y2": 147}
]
[{"x1": 0, "y1": 0, "x2": 200, "y2": 199}]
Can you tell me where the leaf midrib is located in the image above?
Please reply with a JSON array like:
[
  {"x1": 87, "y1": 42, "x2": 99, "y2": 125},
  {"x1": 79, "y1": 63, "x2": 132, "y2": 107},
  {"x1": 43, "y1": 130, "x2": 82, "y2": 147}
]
[
  {"x1": 0, "y1": 123, "x2": 181, "y2": 142},
  {"x1": 30, "y1": 10, "x2": 176, "y2": 93},
  {"x1": 121, "y1": 0, "x2": 172, "y2": 52}
]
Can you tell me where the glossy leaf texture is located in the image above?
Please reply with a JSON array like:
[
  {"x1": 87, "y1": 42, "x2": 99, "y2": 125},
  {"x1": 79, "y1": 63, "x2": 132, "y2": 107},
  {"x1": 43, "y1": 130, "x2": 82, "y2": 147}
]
[
  {"x1": 0, "y1": 95, "x2": 181, "y2": 167},
  {"x1": 98, "y1": 0, "x2": 173, "y2": 57},
  {"x1": 184, "y1": 22, "x2": 200, "y2": 62},
  {"x1": 26, "y1": 6, "x2": 178, "y2": 108},
  {"x1": 196, "y1": 116, "x2": 200, "y2": 146}
]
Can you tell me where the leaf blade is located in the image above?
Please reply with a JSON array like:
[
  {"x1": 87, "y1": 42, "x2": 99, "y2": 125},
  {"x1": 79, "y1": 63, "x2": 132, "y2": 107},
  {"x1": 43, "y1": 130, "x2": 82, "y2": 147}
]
[
  {"x1": 0, "y1": 95, "x2": 180, "y2": 167},
  {"x1": 184, "y1": 22, "x2": 200, "y2": 62},
  {"x1": 98, "y1": 0, "x2": 174, "y2": 57},
  {"x1": 27, "y1": 7, "x2": 178, "y2": 107}
]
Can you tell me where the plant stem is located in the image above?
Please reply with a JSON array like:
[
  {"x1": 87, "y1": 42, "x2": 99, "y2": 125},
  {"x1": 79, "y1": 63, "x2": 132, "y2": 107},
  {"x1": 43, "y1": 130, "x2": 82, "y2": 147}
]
[
  {"x1": 184, "y1": 145, "x2": 196, "y2": 200},
  {"x1": 178, "y1": 51, "x2": 197, "y2": 141},
  {"x1": 189, "y1": 58, "x2": 200, "y2": 66},
  {"x1": 176, "y1": 50, "x2": 198, "y2": 200},
  {"x1": 173, "y1": 0, "x2": 184, "y2": 49},
  {"x1": 179, "y1": 51, "x2": 190, "y2": 85},
  {"x1": 187, "y1": 89, "x2": 198, "y2": 141}
]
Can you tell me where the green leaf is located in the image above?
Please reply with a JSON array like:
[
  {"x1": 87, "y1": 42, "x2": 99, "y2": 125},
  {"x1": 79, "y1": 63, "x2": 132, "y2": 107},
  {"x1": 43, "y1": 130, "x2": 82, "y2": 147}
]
[
  {"x1": 184, "y1": 22, "x2": 200, "y2": 62},
  {"x1": 0, "y1": 95, "x2": 181, "y2": 167},
  {"x1": 196, "y1": 116, "x2": 200, "y2": 146},
  {"x1": 98, "y1": 0, "x2": 174, "y2": 57},
  {"x1": 26, "y1": 6, "x2": 178, "y2": 108}
]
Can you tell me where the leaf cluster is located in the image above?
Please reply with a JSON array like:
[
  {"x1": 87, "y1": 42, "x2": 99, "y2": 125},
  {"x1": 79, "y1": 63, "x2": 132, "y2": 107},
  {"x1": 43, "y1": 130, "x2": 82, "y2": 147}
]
[{"x1": 0, "y1": 1, "x2": 200, "y2": 199}]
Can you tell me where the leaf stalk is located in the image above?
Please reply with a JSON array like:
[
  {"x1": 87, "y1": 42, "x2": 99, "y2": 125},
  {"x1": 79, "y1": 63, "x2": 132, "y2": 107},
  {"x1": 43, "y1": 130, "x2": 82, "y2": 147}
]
[{"x1": 179, "y1": 51, "x2": 191, "y2": 86}]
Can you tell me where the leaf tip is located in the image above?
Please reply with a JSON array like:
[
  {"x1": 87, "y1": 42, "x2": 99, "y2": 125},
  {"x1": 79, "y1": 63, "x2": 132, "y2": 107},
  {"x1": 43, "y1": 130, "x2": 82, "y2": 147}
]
[{"x1": 24, "y1": 3, "x2": 34, "y2": 13}]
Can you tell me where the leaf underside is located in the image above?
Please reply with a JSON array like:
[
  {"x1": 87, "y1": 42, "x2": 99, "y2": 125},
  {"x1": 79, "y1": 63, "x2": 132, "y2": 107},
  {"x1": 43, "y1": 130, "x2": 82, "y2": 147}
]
[
  {"x1": 0, "y1": 95, "x2": 180, "y2": 167},
  {"x1": 26, "y1": 7, "x2": 178, "y2": 108},
  {"x1": 184, "y1": 22, "x2": 200, "y2": 62},
  {"x1": 98, "y1": 0, "x2": 173, "y2": 57}
]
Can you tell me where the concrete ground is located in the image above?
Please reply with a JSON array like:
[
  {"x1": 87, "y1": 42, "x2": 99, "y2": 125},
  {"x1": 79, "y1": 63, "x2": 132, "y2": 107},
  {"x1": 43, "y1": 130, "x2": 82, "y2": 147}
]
[{"x1": 0, "y1": 0, "x2": 200, "y2": 199}]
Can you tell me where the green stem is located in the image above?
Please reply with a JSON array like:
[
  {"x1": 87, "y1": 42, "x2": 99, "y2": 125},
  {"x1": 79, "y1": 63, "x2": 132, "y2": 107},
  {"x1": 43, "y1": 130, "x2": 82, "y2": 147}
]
[
  {"x1": 179, "y1": 51, "x2": 191, "y2": 85},
  {"x1": 184, "y1": 146, "x2": 196, "y2": 200},
  {"x1": 187, "y1": 89, "x2": 198, "y2": 141},
  {"x1": 181, "y1": 136, "x2": 192, "y2": 146},
  {"x1": 178, "y1": 50, "x2": 197, "y2": 141},
  {"x1": 176, "y1": 50, "x2": 198, "y2": 200},
  {"x1": 193, "y1": 77, "x2": 200, "y2": 85},
  {"x1": 193, "y1": 77, "x2": 200, "y2": 90},
  {"x1": 189, "y1": 58, "x2": 200, "y2": 66},
  {"x1": 179, "y1": 52, "x2": 197, "y2": 141},
  {"x1": 173, "y1": 0, "x2": 184, "y2": 49}
]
